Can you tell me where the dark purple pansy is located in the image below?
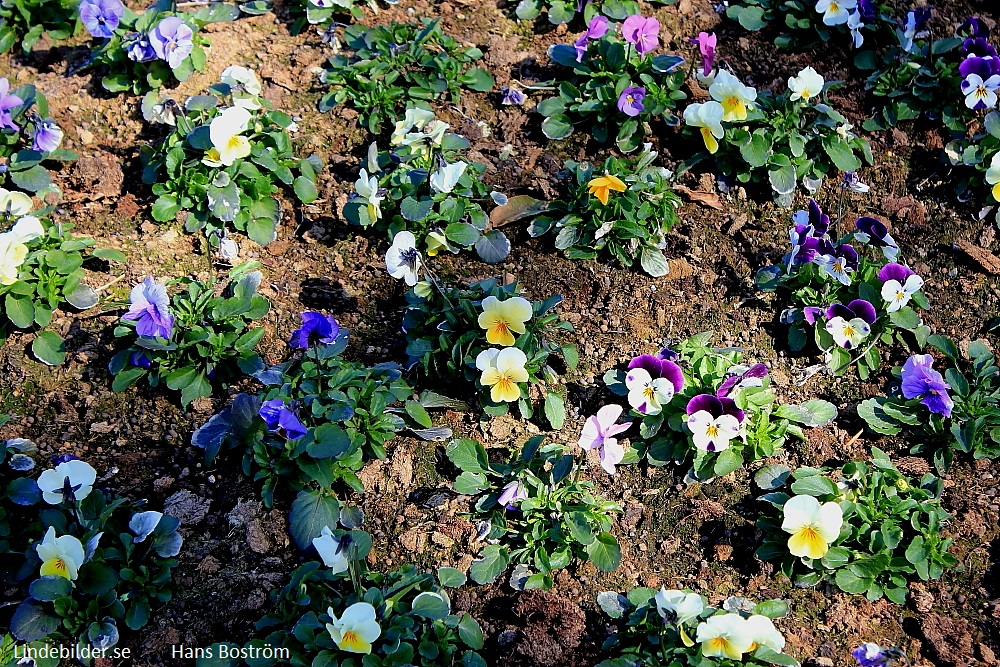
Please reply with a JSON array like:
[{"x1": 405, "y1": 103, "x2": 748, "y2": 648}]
[
  {"x1": 289, "y1": 311, "x2": 340, "y2": 349},
  {"x1": 826, "y1": 299, "x2": 877, "y2": 324},
  {"x1": 259, "y1": 398, "x2": 308, "y2": 440},
  {"x1": 877, "y1": 262, "x2": 915, "y2": 282},
  {"x1": 685, "y1": 393, "x2": 745, "y2": 423},
  {"x1": 962, "y1": 37, "x2": 999, "y2": 59},
  {"x1": 716, "y1": 363, "x2": 768, "y2": 398},
  {"x1": 789, "y1": 225, "x2": 828, "y2": 264},
  {"x1": 960, "y1": 54, "x2": 1000, "y2": 79},
  {"x1": 807, "y1": 199, "x2": 831, "y2": 237},
  {"x1": 628, "y1": 353, "x2": 685, "y2": 394},
  {"x1": 958, "y1": 17, "x2": 990, "y2": 40},
  {"x1": 130, "y1": 350, "x2": 152, "y2": 369},
  {"x1": 832, "y1": 243, "x2": 859, "y2": 271},
  {"x1": 857, "y1": 0, "x2": 875, "y2": 20},
  {"x1": 855, "y1": 217, "x2": 895, "y2": 248},
  {"x1": 901, "y1": 354, "x2": 953, "y2": 417}
]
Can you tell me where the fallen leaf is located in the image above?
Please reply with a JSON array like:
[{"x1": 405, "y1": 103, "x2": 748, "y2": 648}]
[
  {"x1": 953, "y1": 239, "x2": 1000, "y2": 275},
  {"x1": 674, "y1": 185, "x2": 723, "y2": 210}
]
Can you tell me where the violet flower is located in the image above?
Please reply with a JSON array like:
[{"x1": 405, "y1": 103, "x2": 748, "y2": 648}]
[
  {"x1": 79, "y1": 0, "x2": 124, "y2": 39},
  {"x1": 627, "y1": 352, "x2": 684, "y2": 394},
  {"x1": 501, "y1": 86, "x2": 525, "y2": 106},
  {"x1": 150, "y1": 16, "x2": 194, "y2": 69},
  {"x1": 0, "y1": 78, "x2": 23, "y2": 132},
  {"x1": 31, "y1": 117, "x2": 63, "y2": 153},
  {"x1": 960, "y1": 54, "x2": 1000, "y2": 81},
  {"x1": 685, "y1": 394, "x2": 744, "y2": 452},
  {"x1": 124, "y1": 32, "x2": 156, "y2": 62},
  {"x1": 958, "y1": 17, "x2": 990, "y2": 40},
  {"x1": 621, "y1": 15, "x2": 659, "y2": 57},
  {"x1": 842, "y1": 171, "x2": 869, "y2": 193},
  {"x1": 691, "y1": 31, "x2": 716, "y2": 77},
  {"x1": 130, "y1": 350, "x2": 151, "y2": 369},
  {"x1": 617, "y1": 87, "x2": 646, "y2": 117},
  {"x1": 826, "y1": 299, "x2": 877, "y2": 325},
  {"x1": 961, "y1": 37, "x2": 999, "y2": 60},
  {"x1": 122, "y1": 276, "x2": 174, "y2": 339},
  {"x1": 901, "y1": 354, "x2": 953, "y2": 417},
  {"x1": 497, "y1": 480, "x2": 528, "y2": 510},
  {"x1": 717, "y1": 363, "x2": 768, "y2": 398},
  {"x1": 289, "y1": 311, "x2": 340, "y2": 349},
  {"x1": 259, "y1": 399, "x2": 308, "y2": 440},
  {"x1": 802, "y1": 306, "x2": 824, "y2": 325},
  {"x1": 856, "y1": 0, "x2": 875, "y2": 20},
  {"x1": 787, "y1": 224, "x2": 827, "y2": 267},
  {"x1": 573, "y1": 15, "x2": 609, "y2": 62},
  {"x1": 855, "y1": 217, "x2": 899, "y2": 260},
  {"x1": 815, "y1": 243, "x2": 859, "y2": 285},
  {"x1": 578, "y1": 404, "x2": 632, "y2": 474}
]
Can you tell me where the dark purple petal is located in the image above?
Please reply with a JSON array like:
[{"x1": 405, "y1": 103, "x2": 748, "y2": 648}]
[
  {"x1": 808, "y1": 199, "x2": 830, "y2": 237},
  {"x1": 659, "y1": 360, "x2": 685, "y2": 394},
  {"x1": 846, "y1": 299, "x2": 877, "y2": 324},
  {"x1": 719, "y1": 396, "x2": 745, "y2": 423},
  {"x1": 878, "y1": 262, "x2": 914, "y2": 283},
  {"x1": 960, "y1": 55, "x2": 994, "y2": 80},
  {"x1": 825, "y1": 303, "x2": 855, "y2": 321},
  {"x1": 290, "y1": 311, "x2": 340, "y2": 349},
  {"x1": 856, "y1": 216, "x2": 889, "y2": 242},
  {"x1": 685, "y1": 393, "x2": 722, "y2": 416},
  {"x1": 958, "y1": 18, "x2": 990, "y2": 40},
  {"x1": 836, "y1": 244, "x2": 859, "y2": 270},
  {"x1": 628, "y1": 354, "x2": 663, "y2": 378},
  {"x1": 259, "y1": 398, "x2": 285, "y2": 430},
  {"x1": 658, "y1": 347, "x2": 679, "y2": 361},
  {"x1": 922, "y1": 391, "x2": 954, "y2": 418}
]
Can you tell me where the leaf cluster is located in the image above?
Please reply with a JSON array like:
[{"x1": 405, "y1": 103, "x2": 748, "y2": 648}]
[
  {"x1": 756, "y1": 448, "x2": 957, "y2": 603},
  {"x1": 0, "y1": 85, "x2": 78, "y2": 195},
  {"x1": 318, "y1": 19, "x2": 495, "y2": 131},
  {"x1": 0, "y1": 0, "x2": 77, "y2": 54},
  {"x1": 109, "y1": 265, "x2": 270, "y2": 407},
  {"x1": 448, "y1": 436, "x2": 622, "y2": 589}
]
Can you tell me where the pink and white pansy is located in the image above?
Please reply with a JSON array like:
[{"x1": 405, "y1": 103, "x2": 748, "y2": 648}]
[
  {"x1": 624, "y1": 351, "x2": 685, "y2": 415},
  {"x1": 578, "y1": 404, "x2": 632, "y2": 474}
]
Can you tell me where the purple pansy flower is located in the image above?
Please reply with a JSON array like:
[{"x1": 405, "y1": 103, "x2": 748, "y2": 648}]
[
  {"x1": 857, "y1": 0, "x2": 875, "y2": 20},
  {"x1": 802, "y1": 306, "x2": 824, "y2": 325},
  {"x1": 501, "y1": 87, "x2": 525, "y2": 105},
  {"x1": 150, "y1": 16, "x2": 194, "y2": 69},
  {"x1": 621, "y1": 15, "x2": 659, "y2": 57},
  {"x1": 958, "y1": 17, "x2": 990, "y2": 40},
  {"x1": 579, "y1": 404, "x2": 632, "y2": 474},
  {"x1": 816, "y1": 243, "x2": 859, "y2": 285},
  {"x1": 617, "y1": 86, "x2": 646, "y2": 117},
  {"x1": 125, "y1": 31, "x2": 156, "y2": 62},
  {"x1": 901, "y1": 354, "x2": 953, "y2": 417},
  {"x1": 130, "y1": 350, "x2": 151, "y2": 369},
  {"x1": 122, "y1": 276, "x2": 174, "y2": 339},
  {"x1": 0, "y1": 78, "x2": 23, "y2": 132},
  {"x1": 878, "y1": 262, "x2": 914, "y2": 283},
  {"x1": 52, "y1": 454, "x2": 80, "y2": 465},
  {"x1": 31, "y1": 118, "x2": 63, "y2": 153},
  {"x1": 289, "y1": 311, "x2": 340, "y2": 349},
  {"x1": 852, "y1": 644, "x2": 891, "y2": 667},
  {"x1": 627, "y1": 352, "x2": 685, "y2": 394},
  {"x1": 805, "y1": 199, "x2": 831, "y2": 236},
  {"x1": 717, "y1": 363, "x2": 768, "y2": 398},
  {"x1": 685, "y1": 394, "x2": 744, "y2": 452},
  {"x1": 787, "y1": 224, "x2": 827, "y2": 266},
  {"x1": 79, "y1": 0, "x2": 125, "y2": 39},
  {"x1": 825, "y1": 299, "x2": 877, "y2": 325},
  {"x1": 962, "y1": 37, "x2": 999, "y2": 60},
  {"x1": 573, "y1": 15, "x2": 609, "y2": 61},
  {"x1": 960, "y1": 55, "x2": 1000, "y2": 80},
  {"x1": 855, "y1": 217, "x2": 899, "y2": 260},
  {"x1": 497, "y1": 480, "x2": 528, "y2": 510},
  {"x1": 259, "y1": 398, "x2": 308, "y2": 440},
  {"x1": 691, "y1": 31, "x2": 716, "y2": 77}
]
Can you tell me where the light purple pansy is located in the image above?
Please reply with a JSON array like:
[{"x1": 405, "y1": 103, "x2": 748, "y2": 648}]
[
  {"x1": 0, "y1": 78, "x2": 23, "y2": 132},
  {"x1": 901, "y1": 354, "x2": 954, "y2": 417},
  {"x1": 578, "y1": 404, "x2": 632, "y2": 474},
  {"x1": 79, "y1": 0, "x2": 125, "y2": 39},
  {"x1": 621, "y1": 15, "x2": 659, "y2": 57},
  {"x1": 150, "y1": 16, "x2": 194, "y2": 69},
  {"x1": 31, "y1": 118, "x2": 63, "y2": 153},
  {"x1": 497, "y1": 480, "x2": 528, "y2": 510},
  {"x1": 573, "y1": 15, "x2": 610, "y2": 61},
  {"x1": 617, "y1": 86, "x2": 646, "y2": 117},
  {"x1": 122, "y1": 276, "x2": 174, "y2": 339}
]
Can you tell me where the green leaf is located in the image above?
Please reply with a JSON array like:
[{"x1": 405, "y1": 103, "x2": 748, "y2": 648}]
[
  {"x1": 585, "y1": 532, "x2": 621, "y2": 572},
  {"x1": 639, "y1": 247, "x2": 669, "y2": 277},
  {"x1": 834, "y1": 568, "x2": 871, "y2": 594},
  {"x1": 5, "y1": 293, "x2": 34, "y2": 328},
  {"x1": 740, "y1": 132, "x2": 771, "y2": 168},
  {"x1": 9, "y1": 165, "x2": 51, "y2": 192},
  {"x1": 714, "y1": 448, "x2": 744, "y2": 476},
  {"x1": 755, "y1": 464, "x2": 791, "y2": 490},
  {"x1": 401, "y1": 196, "x2": 434, "y2": 222},
  {"x1": 437, "y1": 567, "x2": 468, "y2": 588},
  {"x1": 446, "y1": 438, "x2": 490, "y2": 474},
  {"x1": 31, "y1": 331, "x2": 66, "y2": 366},
  {"x1": 405, "y1": 399, "x2": 433, "y2": 428},
  {"x1": 788, "y1": 475, "x2": 837, "y2": 497},
  {"x1": 411, "y1": 592, "x2": 450, "y2": 619},
  {"x1": 306, "y1": 423, "x2": 351, "y2": 458},
  {"x1": 775, "y1": 400, "x2": 838, "y2": 427},
  {"x1": 469, "y1": 544, "x2": 509, "y2": 584},
  {"x1": 289, "y1": 490, "x2": 341, "y2": 551},
  {"x1": 541, "y1": 114, "x2": 574, "y2": 140},
  {"x1": 823, "y1": 136, "x2": 862, "y2": 172},
  {"x1": 751, "y1": 599, "x2": 788, "y2": 619},
  {"x1": 905, "y1": 535, "x2": 929, "y2": 564},
  {"x1": 544, "y1": 392, "x2": 565, "y2": 429},
  {"x1": 293, "y1": 175, "x2": 318, "y2": 203},
  {"x1": 457, "y1": 613, "x2": 484, "y2": 650},
  {"x1": 152, "y1": 195, "x2": 181, "y2": 222}
]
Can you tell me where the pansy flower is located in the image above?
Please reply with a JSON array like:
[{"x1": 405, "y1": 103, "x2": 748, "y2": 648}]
[
  {"x1": 501, "y1": 86, "x2": 526, "y2": 105},
  {"x1": 385, "y1": 231, "x2": 422, "y2": 286},
  {"x1": 781, "y1": 494, "x2": 843, "y2": 559},
  {"x1": 36, "y1": 527, "x2": 85, "y2": 581},
  {"x1": 79, "y1": 0, "x2": 125, "y2": 39},
  {"x1": 617, "y1": 87, "x2": 646, "y2": 117},
  {"x1": 625, "y1": 367, "x2": 676, "y2": 415},
  {"x1": 31, "y1": 117, "x2": 64, "y2": 153},
  {"x1": 709, "y1": 70, "x2": 757, "y2": 122},
  {"x1": 476, "y1": 347, "x2": 529, "y2": 403},
  {"x1": 627, "y1": 352, "x2": 685, "y2": 393},
  {"x1": 847, "y1": 11, "x2": 864, "y2": 47},
  {"x1": 0, "y1": 215, "x2": 43, "y2": 285},
  {"x1": 958, "y1": 17, "x2": 990, "y2": 40},
  {"x1": 716, "y1": 363, "x2": 768, "y2": 398},
  {"x1": 655, "y1": 588, "x2": 703, "y2": 645},
  {"x1": 326, "y1": 603, "x2": 381, "y2": 654},
  {"x1": 685, "y1": 394, "x2": 744, "y2": 452},
  {"x1": 747, "y1": 615, "x2": 785, "y2": 653},
  {"x1": 901, "y1": 354, "x2": 953, "y2": 417},
  {"x1": 0, "y1": 78, "x2": 23, "y2": 131},
  {"x1": 684, "y1": 101, "x2": 725, "y2": 154},
  {"x1": 587, "y1": 172, "x2": 626, "y2": 205},
  {"x1": 961, "y1": 70, "x2": 1000, "y2": 110},
  {"x1": 987, "y1": 152, "x2": 1000, "y2": 202},
  {"x1": 259, "y1": 398, "x2": 308, "y2": 440},
  {"x1": 478, "y1": 295, "x2": 532, "y2": 347},
  {"x1": 697, "y1": 614, "x2": 754, "y2": 660},
  {"x1": 621, "y1": 15, "x2": 659, "y2": 57},
  {"x1": 573, "y1": 15, "x2": 609, "y2": 61},
  {"x1": 853, "y1": 643, "x2": 893, "y2": 667},
  {"x1": 123, "y1": 276, "x2": 174, "y2": 339},
  {"x1": 37, "y1": 459, "x2": 97, "y2": 505},
  {"x1": 149, "y1": 16, "x2": 194, "y2": 69},
  {"x1": 289, "y1": 311, "x2": 340, "y2": 349},
  {"x1": 691, "y1": 32, "x2": 716, "y2": 78},
  {"x1": 854, "y1": 216, "x2": 899, "y2": 260},
  {"x1": 824, "y1": 299, "x2": 876, "y2": 349},
  {"x1": 816, "y1": 0, "x2": 856, "y2": 26},
  {"x1": 578, "y1": 404, "x2": 631, "y2": 474},
  {"x1": 788, "y1": 67, "x2": 824, "y2": 102},
  {"x1": 497, "y1": 480, "x2": 528, "y2": 510},
  {"x1": 815, "y1": 244, "x2": 859, "y2": 285},
  {"x1": 313, "y1": 526, "x2": 351, "y2": 574},
  {"x1": 878, "y1": 263, "x2": 923, "y2": 312}
]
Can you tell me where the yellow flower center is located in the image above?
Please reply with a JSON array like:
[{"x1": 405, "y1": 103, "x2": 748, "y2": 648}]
[
  {"x1": 706, "y1": 424, "x2": 719, "y2": 437},
  {"x1": 491, "y1": 320, "x2": 511, "y2": 340},
  {"x1": 896, "y1": 291, "x2": 905, "y2": 299},
  {"x1": 708, "y1": 638, "x2": 732, "y2": 653},
  {"x1": 843, "y1": 325, "x2": 855, "y2": 337},
  {"x1": 227, "y1": 135, "x2": 243, "y2": 150}
]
